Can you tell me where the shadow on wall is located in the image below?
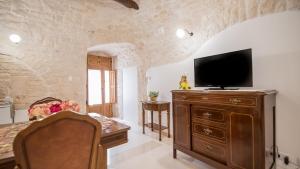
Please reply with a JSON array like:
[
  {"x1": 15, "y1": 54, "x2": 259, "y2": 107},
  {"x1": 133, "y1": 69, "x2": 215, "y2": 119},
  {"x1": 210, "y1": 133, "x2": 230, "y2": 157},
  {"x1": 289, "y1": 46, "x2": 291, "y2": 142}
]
[{"x1": 147, "y1": 11, "x2": 300, "y2": 159}]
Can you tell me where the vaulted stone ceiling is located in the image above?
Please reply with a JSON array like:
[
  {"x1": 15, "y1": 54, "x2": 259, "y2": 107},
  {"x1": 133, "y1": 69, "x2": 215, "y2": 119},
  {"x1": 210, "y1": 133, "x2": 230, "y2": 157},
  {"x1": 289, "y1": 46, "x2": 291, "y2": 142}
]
[
  {"x1": 0, "y1": 0, "x2": 299, "y2": 109},
  {"x1": 87, "y1": 0, "x2": 300, "y2": 115},
  {"x1": 87, "y1": 0, "x2": 300, "y2": 67}
]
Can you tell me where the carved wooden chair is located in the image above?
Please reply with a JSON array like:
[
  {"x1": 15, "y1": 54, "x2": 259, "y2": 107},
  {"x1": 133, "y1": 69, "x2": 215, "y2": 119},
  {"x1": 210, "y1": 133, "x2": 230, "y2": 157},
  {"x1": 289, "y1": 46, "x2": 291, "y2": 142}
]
[{"x1": 13, "y1": 111, "x2": 104, "y2": 169}]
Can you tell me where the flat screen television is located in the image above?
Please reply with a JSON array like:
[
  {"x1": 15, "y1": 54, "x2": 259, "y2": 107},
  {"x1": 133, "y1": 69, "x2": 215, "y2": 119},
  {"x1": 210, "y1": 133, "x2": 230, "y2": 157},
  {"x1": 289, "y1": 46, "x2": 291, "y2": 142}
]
[{"x1": 194, "y1": 49, "x2": 253, "y2": 89}]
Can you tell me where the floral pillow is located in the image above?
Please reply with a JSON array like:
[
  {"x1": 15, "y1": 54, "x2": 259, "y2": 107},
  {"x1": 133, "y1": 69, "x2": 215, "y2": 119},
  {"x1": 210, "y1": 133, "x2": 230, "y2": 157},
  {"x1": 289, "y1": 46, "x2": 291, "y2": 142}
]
[{"x1": 28, "y1": 100, "x2": 80, "y2": 120}]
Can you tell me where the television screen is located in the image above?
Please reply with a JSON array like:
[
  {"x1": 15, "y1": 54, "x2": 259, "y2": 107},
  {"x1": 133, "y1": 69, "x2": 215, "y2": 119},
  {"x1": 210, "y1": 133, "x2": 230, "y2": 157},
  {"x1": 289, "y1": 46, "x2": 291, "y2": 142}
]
[{"x1": 194, "y1": 49, "x2": 253, "y2": 88}]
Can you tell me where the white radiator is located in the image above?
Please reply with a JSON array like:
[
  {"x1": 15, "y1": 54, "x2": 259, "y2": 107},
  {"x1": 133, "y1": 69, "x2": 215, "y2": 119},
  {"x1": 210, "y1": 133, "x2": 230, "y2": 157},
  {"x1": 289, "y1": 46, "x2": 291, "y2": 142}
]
[{"x1": 0, "y1": 101, "x2": 13, "y2": 124}]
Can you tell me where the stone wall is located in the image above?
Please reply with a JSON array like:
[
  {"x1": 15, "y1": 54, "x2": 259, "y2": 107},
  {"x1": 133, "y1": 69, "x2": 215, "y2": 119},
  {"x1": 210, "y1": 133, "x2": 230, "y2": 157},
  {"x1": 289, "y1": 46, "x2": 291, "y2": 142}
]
[
  {"x1": 0, "y1": 0, "x2": 299, "y2": 113},
  {"x1": 0, "y1": 54, "x2": 48, "y2": 108},
  {"x1": 87, "y1": 0, "x2": 300, "y2": 66},
  {"x1": 0, "y1": 0, "x2": 88, "y2": 109},
  {"x1": 86, "y1": 0, "x2": 300, "y2": 118}
]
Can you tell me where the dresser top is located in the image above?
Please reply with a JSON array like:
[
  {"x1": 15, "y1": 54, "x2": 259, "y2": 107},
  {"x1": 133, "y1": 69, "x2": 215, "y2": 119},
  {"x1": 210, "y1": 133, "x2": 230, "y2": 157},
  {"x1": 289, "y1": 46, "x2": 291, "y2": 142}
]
[{"x1": 171, "y1": 89, "x2": 277, "y2": 95}]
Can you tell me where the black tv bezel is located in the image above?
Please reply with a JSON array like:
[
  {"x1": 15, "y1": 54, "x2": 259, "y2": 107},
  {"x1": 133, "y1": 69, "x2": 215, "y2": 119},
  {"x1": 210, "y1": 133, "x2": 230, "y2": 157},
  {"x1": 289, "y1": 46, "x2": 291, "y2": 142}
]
[{"x1": 194, "y1": 49, "x2": 253, "y2": 88}]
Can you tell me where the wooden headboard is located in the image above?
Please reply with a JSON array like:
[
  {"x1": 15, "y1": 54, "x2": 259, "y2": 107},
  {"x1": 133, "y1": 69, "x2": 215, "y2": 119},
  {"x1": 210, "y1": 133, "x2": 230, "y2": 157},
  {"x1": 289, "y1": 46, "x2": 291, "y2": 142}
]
[{"x1": 29, "y1": 97, "x2": 62, "y2": 109}]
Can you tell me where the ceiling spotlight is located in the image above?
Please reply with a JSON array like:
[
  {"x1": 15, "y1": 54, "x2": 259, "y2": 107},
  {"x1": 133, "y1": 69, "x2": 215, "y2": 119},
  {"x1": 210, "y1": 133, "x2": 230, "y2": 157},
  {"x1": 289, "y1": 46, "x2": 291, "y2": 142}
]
[
  {"x1": 9, "y1": 34, "x2": 22, "y2": 44},
  {"x1": 176, "y1": 28, "x2": 193, "y2": 39}
]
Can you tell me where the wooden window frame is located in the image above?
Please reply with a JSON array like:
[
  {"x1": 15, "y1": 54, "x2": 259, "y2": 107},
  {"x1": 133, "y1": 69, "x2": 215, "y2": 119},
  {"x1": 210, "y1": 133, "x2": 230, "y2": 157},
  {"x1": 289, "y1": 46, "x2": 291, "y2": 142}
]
[{"x1": 86, "y1": 55, "x2": 116, "y2": 117}]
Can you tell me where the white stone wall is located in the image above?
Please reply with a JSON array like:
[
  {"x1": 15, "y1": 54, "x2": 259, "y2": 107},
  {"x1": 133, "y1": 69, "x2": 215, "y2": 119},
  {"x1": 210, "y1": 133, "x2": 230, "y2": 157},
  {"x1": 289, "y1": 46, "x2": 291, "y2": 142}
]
[
  {"x1": 87, "y1": 0, "x2": 300, "y2": 66},
  {"x1": 146, "y1": 11, "x2": 300, "y2": 165},
  {"x1": 0, "y1": 0, "x2": 299, "y2": 114},
  {"x1": 0, "y1": 0, "x2": 88, "y2": 110},
  {"x1": 86, "y1": 0, "x2": 300, "y2": 120}
]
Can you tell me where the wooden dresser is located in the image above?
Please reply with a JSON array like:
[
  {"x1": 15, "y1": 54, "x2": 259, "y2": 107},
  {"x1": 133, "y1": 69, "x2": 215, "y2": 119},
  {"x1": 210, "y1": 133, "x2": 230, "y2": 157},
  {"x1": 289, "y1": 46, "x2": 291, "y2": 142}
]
[{"x1": 172, "y1": 90, "x2": 277, "y2": 169}]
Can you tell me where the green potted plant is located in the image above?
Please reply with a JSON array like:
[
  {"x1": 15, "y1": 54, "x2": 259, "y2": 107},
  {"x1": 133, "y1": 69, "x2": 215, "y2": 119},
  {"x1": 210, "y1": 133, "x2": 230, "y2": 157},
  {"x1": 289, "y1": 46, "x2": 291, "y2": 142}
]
[{"x1": 149, "y1": 91, "x2": 159, "y2": 101}]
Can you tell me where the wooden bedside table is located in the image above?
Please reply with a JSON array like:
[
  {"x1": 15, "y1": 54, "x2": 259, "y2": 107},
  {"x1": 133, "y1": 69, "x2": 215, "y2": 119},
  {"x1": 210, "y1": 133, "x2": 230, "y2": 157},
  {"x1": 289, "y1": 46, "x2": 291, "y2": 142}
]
[{"x1": 142, "y1": 101, "x2": 170, "y2": 141}]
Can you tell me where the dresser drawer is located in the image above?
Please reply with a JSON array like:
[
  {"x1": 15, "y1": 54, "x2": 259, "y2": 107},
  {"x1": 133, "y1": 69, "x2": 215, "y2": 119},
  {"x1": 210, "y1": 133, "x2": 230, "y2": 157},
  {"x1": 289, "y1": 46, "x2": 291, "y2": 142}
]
[
  {"x1": 192, "y1": 123, "x2": 226, "y2": 143},
  {"x1": 174, "y1": 93, "x2": 257, "y2": 107},
  {"x1": 173, "y1": 93, "x2": 188, "y2": 100},
  {"x1": 143, "y1": 103, "x2": 157, "y2": 111},
  {"x1": 192, "y1": 136, "x2": 226, "y2": 163},
  {"x1": 192, "y1": 106, "x2": 225, "y2": 123}
]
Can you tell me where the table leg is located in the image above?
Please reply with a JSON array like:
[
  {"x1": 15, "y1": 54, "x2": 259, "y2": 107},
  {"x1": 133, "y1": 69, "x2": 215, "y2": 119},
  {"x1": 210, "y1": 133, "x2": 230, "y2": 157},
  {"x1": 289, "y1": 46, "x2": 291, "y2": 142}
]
[
  {"x1": 151, "y1": 110, "x2": 154, "y2": 131},
  {"x1": 159, "y1": 110, "x2": 162, "y2": 141},
  {"x1": 142, "y1": 108, "x2": 145, "y2": 134},
  {"x1": 104, "y1": 148, "x2": 108, "y2": 169},
  {"x1": 167, "y1": 106, "x2": 170, "y2": 138},
  {"x1": 99, "y1": 147, "x2": 107, "y2": 169},
  {"x1": 173, "y1": 148, "x2": 177, "y2": 159},
  {"x1": 0, "y1": 161, "x2": 15, "y2": 169}
]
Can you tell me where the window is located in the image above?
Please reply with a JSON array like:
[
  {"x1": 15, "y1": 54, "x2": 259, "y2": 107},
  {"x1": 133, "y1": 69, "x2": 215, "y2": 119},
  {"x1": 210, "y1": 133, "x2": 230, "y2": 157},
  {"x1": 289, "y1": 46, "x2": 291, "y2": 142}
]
[
  {"x1": 105, "y1": 70, "x2": 110, "y2": 103},
  {"x1": 88, "y1": 69, "x2": 116, "y2": 105},
  {"x1": 88, "y1": 69, "x2": 102, "y2": 105}
]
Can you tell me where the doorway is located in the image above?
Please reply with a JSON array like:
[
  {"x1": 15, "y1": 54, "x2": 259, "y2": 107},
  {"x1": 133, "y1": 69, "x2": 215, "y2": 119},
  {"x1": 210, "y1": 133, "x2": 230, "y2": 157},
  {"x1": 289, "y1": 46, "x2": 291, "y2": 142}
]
[
  {"x1": 87, "y1": 55, "x2": 116, "y2": 117},
  {"x1": 122, "y1": 67, "x2": 138, "y2": 129}
]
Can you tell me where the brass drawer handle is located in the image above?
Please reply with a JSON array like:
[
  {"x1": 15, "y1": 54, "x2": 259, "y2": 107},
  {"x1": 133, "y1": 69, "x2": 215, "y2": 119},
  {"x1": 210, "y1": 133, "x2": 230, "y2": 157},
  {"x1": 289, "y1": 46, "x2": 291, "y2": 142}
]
[
  {"x1": 203, "y1": 128, "x2": 212, "y2": 135},
  {"x1": 206, "y1": 145, "x2": 213, "y2": 150},
  {"x1": 229, "y1": 98, "x2": 242, "y2": 104},
  {"x1": 201, "y1": 97, "x2": 209, "y2": 100},
  {"x1": 203, "y1": 112, "x2": 212, "y2": 117}
]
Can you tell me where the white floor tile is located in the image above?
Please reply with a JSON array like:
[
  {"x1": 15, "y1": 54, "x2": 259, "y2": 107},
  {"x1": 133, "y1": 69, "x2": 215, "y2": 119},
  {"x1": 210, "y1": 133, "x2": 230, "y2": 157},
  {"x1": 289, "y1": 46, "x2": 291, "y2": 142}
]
[{"x1": 108, "y1": 127, "x2": 215, "y2": 169}]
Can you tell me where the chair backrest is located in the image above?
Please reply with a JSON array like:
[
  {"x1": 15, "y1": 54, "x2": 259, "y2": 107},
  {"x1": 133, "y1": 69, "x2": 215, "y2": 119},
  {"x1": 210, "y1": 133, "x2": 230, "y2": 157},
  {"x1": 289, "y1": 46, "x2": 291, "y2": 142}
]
[{"x1": 13, "y1": 111, "x2": 101, "y2": 169}]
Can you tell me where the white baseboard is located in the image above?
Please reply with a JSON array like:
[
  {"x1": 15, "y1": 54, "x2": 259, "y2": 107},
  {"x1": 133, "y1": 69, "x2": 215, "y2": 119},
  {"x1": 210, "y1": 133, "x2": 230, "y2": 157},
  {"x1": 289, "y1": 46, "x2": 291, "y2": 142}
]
[{"x1": 277, "y1": 160, "x2": 300, "y2": 169}]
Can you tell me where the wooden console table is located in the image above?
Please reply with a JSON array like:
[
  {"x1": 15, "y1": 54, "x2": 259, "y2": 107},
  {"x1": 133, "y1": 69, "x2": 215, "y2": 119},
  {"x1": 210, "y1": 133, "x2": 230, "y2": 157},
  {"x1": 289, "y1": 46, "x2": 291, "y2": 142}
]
[{"x1": 142, "y1": 101, "x2": 170, "y2": 141}]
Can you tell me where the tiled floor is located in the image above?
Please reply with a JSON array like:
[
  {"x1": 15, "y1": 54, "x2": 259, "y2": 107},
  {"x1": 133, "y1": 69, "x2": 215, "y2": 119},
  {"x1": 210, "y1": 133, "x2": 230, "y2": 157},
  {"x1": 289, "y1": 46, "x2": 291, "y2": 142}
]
[{"x1": 107, "y1": 127, "x2": 215, "y2": 169}]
